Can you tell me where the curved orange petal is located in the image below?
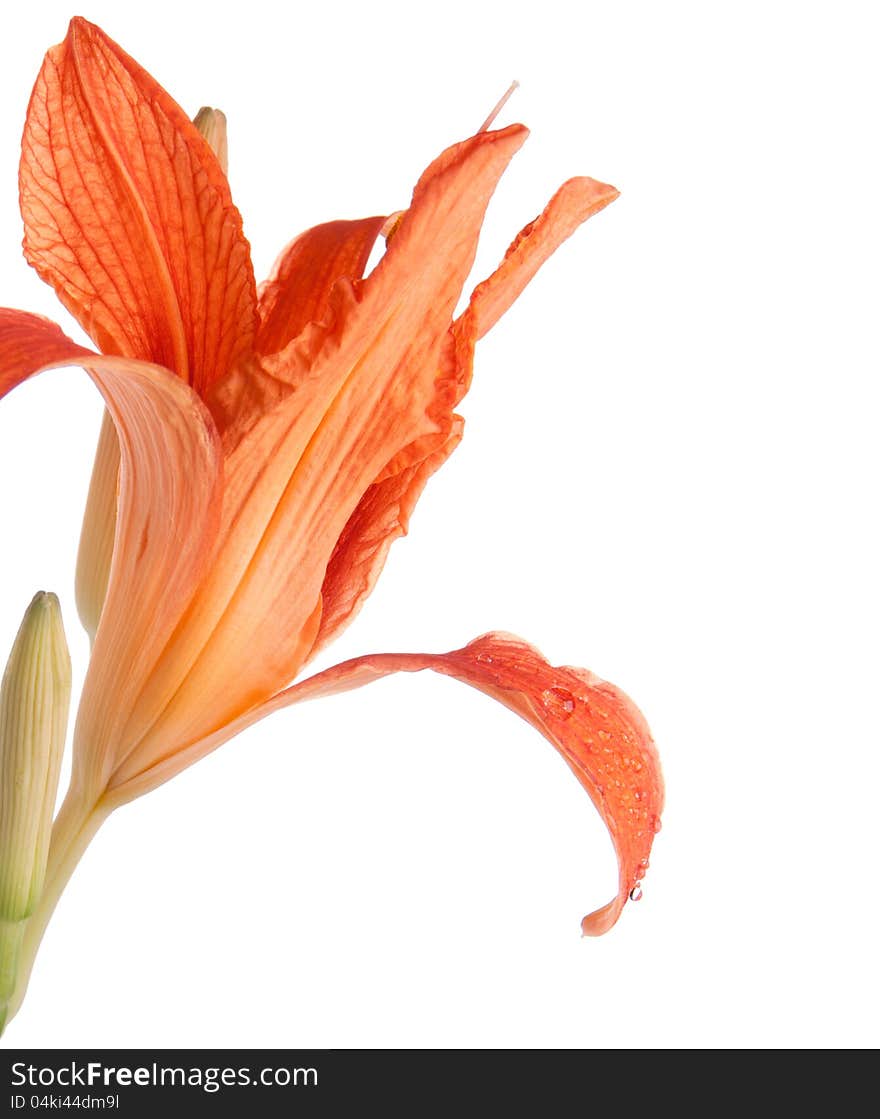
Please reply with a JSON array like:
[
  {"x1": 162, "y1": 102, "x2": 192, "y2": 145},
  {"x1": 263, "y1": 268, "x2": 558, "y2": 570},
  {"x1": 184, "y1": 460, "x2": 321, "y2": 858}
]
[
  {"x1": 0, "y1": 309, "x2": 92, "y2": 389},
  {"x1": 459, "y1": 176, "x2": 619, "y2": 340},
  {"x1": 116, "y1": 632, "x2": 662, "y2": 936},
  {"x1": 109, "y1": 126, "x2": 530, "y2": 788},
  {"x1": 256, "y1": 217, "x2": 386, "y2": 355},
  {"x1": 0, "y1": 308, "x2": 223, "y2": 800},
  {"x1": 19, "y1": 17, "x2": 256, "y2": 392}
]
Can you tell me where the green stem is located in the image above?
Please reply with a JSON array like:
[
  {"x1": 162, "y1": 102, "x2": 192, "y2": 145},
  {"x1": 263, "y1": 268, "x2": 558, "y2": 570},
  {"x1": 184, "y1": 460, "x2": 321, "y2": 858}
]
[{"x1": 1, "y1": 787, "x2": 111, "y2": 1032}]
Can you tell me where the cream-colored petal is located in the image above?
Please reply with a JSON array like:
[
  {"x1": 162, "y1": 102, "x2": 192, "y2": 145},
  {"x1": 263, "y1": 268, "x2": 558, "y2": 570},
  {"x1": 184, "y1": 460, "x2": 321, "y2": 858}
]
[{"x1": 0, "y1": 309, "x2": 222, "y2": 800}]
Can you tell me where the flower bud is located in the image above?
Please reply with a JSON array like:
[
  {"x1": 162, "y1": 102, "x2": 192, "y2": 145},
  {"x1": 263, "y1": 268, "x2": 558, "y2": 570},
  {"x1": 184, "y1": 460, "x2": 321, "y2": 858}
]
[
  {"x1": 0, "y1": 593, "x2": 71, "y2": 1018},
  {"x1": 193, "y1": 106, "x2": 228, "y2": 175}
]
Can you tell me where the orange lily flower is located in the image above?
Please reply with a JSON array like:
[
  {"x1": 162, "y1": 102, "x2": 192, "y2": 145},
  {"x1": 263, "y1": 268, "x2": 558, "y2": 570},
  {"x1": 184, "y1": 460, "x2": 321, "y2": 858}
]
[{"x1": 0, "y1": 18, "x2": 663, "y2": 1026}]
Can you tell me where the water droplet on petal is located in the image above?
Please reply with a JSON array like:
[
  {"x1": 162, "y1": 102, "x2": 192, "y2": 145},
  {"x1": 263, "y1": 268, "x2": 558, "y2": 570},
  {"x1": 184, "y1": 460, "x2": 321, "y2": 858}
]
[
  {"x1": 541, "y1": 686, "x2": 576, "y2": 720},
  {"x1": 629, "y1": 884, "x2": 643, "y2": 902},
  {"x1": 651, "y1": 814, "x2": 663, "y2": 834},
  {"x1": 476, "y1": 652, "x2": 495, "y2": 665}
]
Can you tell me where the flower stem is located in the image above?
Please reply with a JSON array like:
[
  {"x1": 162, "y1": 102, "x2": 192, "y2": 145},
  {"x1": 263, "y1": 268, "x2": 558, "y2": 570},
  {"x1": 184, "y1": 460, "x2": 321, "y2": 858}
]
[{"x1": 0, "y1": 788, "x2": 111, "y2": 1033}]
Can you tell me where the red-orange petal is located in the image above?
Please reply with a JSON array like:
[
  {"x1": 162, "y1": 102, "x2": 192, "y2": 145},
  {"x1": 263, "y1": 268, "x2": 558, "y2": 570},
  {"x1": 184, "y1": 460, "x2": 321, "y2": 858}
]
[
  {"x1": 118, "y1": 631, "x2": 662, "y2": 935},
  {"x1": 0, "y1": 309, "x2": 93, "y2": 391},
  {"x1": 0, "y1": 307, "x2": 223, "y2": 799},
  {"x1": 459, "y1": 176, "x2": 619, "y2": 340},
  {"x1": 256, "y1": 217, "x2": 386, "y2": 355},
  {"x1": 19, "y1": 17, "x2": 256, "y2": 392}
]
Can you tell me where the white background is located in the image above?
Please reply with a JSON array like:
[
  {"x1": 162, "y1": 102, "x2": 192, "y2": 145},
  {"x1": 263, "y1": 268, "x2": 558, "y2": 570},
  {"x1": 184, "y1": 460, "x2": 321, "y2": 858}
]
[{"x1": 0, "y1": 0, "x2": 877, "y2": 1049}]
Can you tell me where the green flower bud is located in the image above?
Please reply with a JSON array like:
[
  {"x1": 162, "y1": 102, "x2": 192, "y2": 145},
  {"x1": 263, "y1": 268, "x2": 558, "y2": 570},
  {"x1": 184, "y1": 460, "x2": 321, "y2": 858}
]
[{"x1": 0, "y1": 593, "x2": 71, "y2": 1019}]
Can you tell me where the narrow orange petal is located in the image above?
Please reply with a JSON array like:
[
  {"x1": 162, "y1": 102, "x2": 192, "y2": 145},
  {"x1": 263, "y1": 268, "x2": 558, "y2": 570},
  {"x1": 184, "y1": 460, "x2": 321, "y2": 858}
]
[
  {"x1": 307, "y1": 178, "x2": 618, "y2": 651},
  {"x1": 0, "y1": 308, "x2": 223, "y2": 800},
  {"x1": 256, "y1": 217, "x2": 387, "y2": 355},
  {"x1": 115, "y1": 632, "x2": 662, "y2": 936},
  {"x1": 460, "y1": 177, "x2": 619, "y2": 340},
  {"x1": 19, "y1": 17, "x2": 256, "y2": 391}
]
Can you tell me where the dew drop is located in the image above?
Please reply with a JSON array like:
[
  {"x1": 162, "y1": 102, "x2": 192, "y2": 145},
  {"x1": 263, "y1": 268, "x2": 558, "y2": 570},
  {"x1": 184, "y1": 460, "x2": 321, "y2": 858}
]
[
  {"x1": 476, "y1": 652, "x2": 495, "y2": 665},
  {"x1": 629, "y1": 884, "x2": 643, "y2": 902},
  {"x1": 597, "y1": 729, "x2": 612, "y2": 742},
  {"x1": 651, "y1": 814, "x2": 663, "y2": 834},
  {"x1": 541, "y1": 686, "x2": 576, "y2": 720}
]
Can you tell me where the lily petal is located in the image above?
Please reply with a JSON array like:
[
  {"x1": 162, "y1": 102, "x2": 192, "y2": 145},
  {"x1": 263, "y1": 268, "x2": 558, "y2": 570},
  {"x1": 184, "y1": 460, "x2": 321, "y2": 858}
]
[
  {"x1": 0, "y1": 309, "x2": 223, "y2": 798},
  {"x1": 0, "y1": 310, "x2": 92, "y2": 393},
  {"x1": 256, "y1": 217, "x2": 387, "y2": 356},
  {"x1": 117, "y1": 632, "x2": 662, "y2": 936},
  {"x1": 459, "y1": 176, "x2": 620, "y2": 340},
  {"x1": 110, "y1": 126, "x2": 530, "y2": 784},
  {"x1": 19, "y1": 17, "x2": 257, "y2": 391},
  {"x1": 312, "y1": 179, "x2": 619, "y2": 650}
]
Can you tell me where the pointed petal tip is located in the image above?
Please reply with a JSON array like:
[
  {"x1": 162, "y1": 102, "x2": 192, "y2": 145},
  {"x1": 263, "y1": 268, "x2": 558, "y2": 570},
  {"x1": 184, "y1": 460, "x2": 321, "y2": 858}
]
[
  {"x1": 495, "y1": 121, "x2": 529, "y2": 145},
  {"x1": 566, "y1": 175, "x2": 620, "y2": 208},
  {"x1": 467, "y1": 121, "x2": 529, "y2": 154},
  {"x1": 581, "y1": 898, "x2": 624, "y2": 937},
  {"x1": 67, "y1": 15, "x2": 92, "y2": 41}
]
